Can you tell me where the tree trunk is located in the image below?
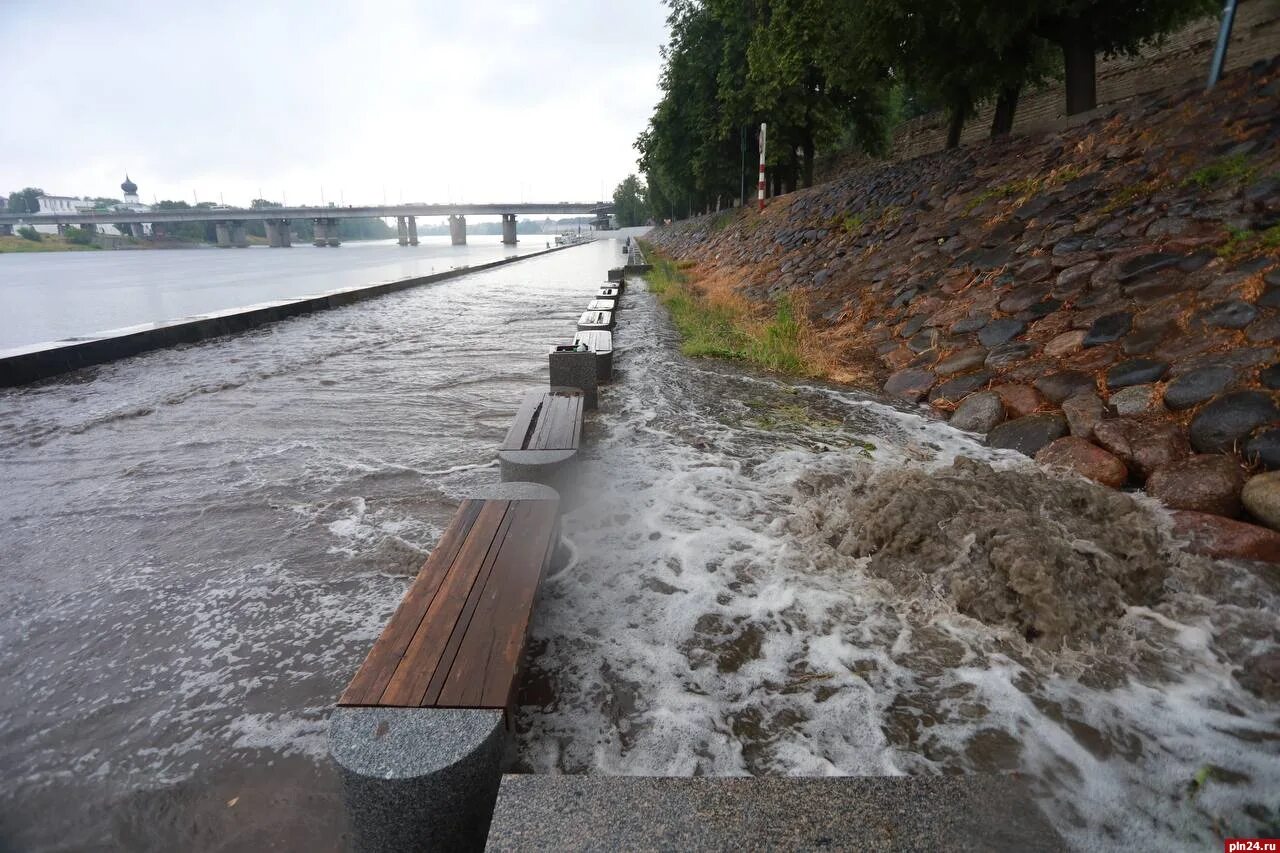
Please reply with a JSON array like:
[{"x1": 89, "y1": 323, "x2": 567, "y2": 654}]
[
  {"x1": 1060, "y1": 21, "x2": 1097, "y2": 115},
  {"x1": 990, "y1": 85, "x2": 1021, "y2": 138},
  {"x1": 946, "y1": 102, "x2": 967, "y2": 149},
  {"x1": 771, "y1": 168, "x2": 782, "y2": 198},
  {"x1": 801, "y1": 129, "x2": 816, "y2": 188}
]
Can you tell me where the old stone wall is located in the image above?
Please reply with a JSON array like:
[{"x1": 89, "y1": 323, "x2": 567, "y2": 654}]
[{"x1": 891, "y1": 0, "x2": 1280, "y2": 162}]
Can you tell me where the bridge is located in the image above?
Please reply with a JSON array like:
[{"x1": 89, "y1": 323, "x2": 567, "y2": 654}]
[{"x1": 0, "y1": 201, "x2": 615, "y2": 247}]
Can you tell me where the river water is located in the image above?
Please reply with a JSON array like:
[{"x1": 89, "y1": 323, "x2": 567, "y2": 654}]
[
  {"x1": 0, "y1": 234, "x2": 553, "y2": 350},
  {"x1": 0, "y1": 238, "x2": 1276, "y2": 851}
]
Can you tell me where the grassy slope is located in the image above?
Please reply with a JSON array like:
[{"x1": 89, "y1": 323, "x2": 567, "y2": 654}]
[
  {"x1": 0, "y1": 235, "x2": 101, "y2": 253},
  {"x1": 642, "y1": 244, "x2": 820, "y2": 377}
]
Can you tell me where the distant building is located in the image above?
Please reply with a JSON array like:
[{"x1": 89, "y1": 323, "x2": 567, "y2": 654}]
[
  {"x1": 36, "y1": 195, "x2": 95, "y2": 215},
  {"x1": 27, "y1": 175, "x2": 152, "y2": 236}
]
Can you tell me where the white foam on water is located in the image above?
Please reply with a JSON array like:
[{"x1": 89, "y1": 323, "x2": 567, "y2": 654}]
[{"x1": 515, "y1": 285, "x2": 1280, "y2": 852}]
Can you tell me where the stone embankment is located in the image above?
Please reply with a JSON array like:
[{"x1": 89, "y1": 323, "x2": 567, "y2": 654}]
[{"x1": 647, "y1": 58, "x2": 1280, "y2": 563}]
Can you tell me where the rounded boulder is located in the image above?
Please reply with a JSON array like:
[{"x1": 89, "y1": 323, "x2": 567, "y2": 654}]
[
  {"x1": 1034, "y1": 436, "x2": 1128, "y2": 488},
  {"x1": 1147, "y1": 455, "x2": 1246, "y2": 518}
]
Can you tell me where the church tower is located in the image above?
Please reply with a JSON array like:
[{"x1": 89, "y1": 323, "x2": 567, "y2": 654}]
[{"x1": 121, "y1": 174, "x2": 139, "y2": 205}]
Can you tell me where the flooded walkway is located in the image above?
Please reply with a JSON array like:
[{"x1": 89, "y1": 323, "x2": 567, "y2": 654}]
[{"x1": 0, "y1": 238, "x2": 1275, "y2": 850}]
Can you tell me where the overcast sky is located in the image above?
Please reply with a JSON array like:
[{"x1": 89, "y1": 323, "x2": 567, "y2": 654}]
[{"x1": 0, "y1": 1, "x2": 669, "y2": 208}]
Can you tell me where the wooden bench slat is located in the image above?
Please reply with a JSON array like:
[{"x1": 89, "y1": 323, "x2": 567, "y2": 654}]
[
  {"x1": 338, "y1": 499, "x2": 486, "y2": 706},
  {"x1": 501, "y1": 392, "x2": 544, "y2": 451},
  {"x1": 379, "y1": 500, "x2": 512, "y2": 706},
  {"x1": 417, "y1": 500, "x2": 522, "y2": 706},
  {"x1": 529, "y1": 396, "x2": 564, "y2": 450},
  {"x1": 436, "y1": 499, "x2": 560, "y2": 708},
  {"x1": 538, "y1": 393, "x2": 582, "y2": 451}
]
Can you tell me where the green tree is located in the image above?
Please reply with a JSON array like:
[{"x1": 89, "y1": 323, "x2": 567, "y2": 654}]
[
  {"x1": 64, "y1": 227, "x2": 94, "y2": 245},
  {"x1": 853, "y1": 1, "x2": 1054, "y2": 146},
  {"x1": 637, "y1": 0, "x2": 891, "y2": 215},
  {"x1": 612, "y1": 175, "x2": 650, "y2": 227},
  {"x1": 1031, "y1": 0, "x2": 1217, "y2": 115},
  {"x1": 7, "y1": 188, "x2": 44, "y2": 215},
  {"x1": 638, "y1": 0, "x2": 740, "y2": 218},
  {"x1": 746, "y1": 0, "x2": 888, "y2": 186}
]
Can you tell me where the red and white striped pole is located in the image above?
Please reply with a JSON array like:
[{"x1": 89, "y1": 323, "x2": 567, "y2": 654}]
[{"x1": 757, "y1": 122, "x2": 768, "y2": 212}]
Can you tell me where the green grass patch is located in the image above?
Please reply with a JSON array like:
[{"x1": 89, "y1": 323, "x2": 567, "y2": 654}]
[
  {"x1": 964, "y1": 165, "x2": 1084, "y2": 214},
  {"x1": 1184, "y1": 154, "x2": 1257, "y2": 189},
  {"x1": 0, "y1": 234, "x2": 101, "y2": 253},
  {"x1": 709, "y1": 210, "x2": 738, "y2": 232},
  {"x1": 833, "y1": 211, "x2": 866, "y2": 233},
  {"x1": 1103, "y1": 177, "x2": 1170, "y2": 213},
  {"x1": 743, "y1": 296, "x2": 808, "y2": 374},
  {"x1": 645, "y1": 252, "x2": 748, "y2": 360},
  {"x1": 642, "y1": 246, "x2": 818, "y2": 376},
  {"x1": 1216, "y1": 224, "x2": 1280, "y2": 261}
]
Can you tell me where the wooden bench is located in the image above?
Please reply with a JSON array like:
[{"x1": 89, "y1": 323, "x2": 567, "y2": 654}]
[
  {"x1": 338, "y1": 487, "x2": 560, "y2": 712},
  {"x1": 330, "y1": 482, "x2": 560, "y2": 851},
  {"x1": 573, "y1": 330, "x2": 613, "y2": 381},
  {"x1": 577, "y1": 309, "x2": 613, "y2": 331},
  {"x1": 497, "y1": 387, "x2": 584, "y2": 485}
]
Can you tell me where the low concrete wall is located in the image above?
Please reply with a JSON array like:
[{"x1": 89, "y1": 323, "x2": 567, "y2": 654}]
[{"x1": 0, "y1": 243, "x2": 585, "y2": 387}]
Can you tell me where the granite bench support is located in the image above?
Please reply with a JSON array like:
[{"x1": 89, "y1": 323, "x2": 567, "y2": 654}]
[
  {"x1": 549, "y1": 348, "x2": 598, "y2": 410},
  {"x1": 329, "y1": 482, "x2": 561, "y2": 853},
  {"x1": 573, "y1": 330, "x2": 613, "y2": 382}
]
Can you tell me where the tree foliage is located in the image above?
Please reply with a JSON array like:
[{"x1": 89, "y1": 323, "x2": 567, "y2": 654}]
[
  {"x1": 612, "y1": 175, "x2": 650, "y2": 227},
  {"x1": 637, "y1": 0, "x2": 1220, "y2": 215},
  {"x1": 7, "y1": 188, "x2": 45, "y2": 215}
]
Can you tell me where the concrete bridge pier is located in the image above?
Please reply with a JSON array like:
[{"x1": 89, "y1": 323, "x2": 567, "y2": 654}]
[
  {"x1": 397, "y1": 216, "x2": 408, "y2": 247},
  {"x1": 231, "y1": 222, "x2": 249, "y2": 248},
  {"x1": 449, "y1": 214, "x2": 466, "y2": 245},
  {"x1": 79, "y1": 223, "x2": 97, "y2": 234},
  {"x1": 313, "y1": 218, "x2": 341, "y2": 247},
  {"x1": 56, "y1": 223, "x2": 68, "y2": 236},
  {"x1": 407, "y1": 215, "x2": 419, "y2": 246},
  {"x1": 501, "y1": 213, "x2": 517, "y2": 246},
  {"x1": 265, "y1": 219, "x2": 289, "y2": 248},
  {"x1": 0, "y1": 224, "x2": 12, "y2": 236},
  {"x1": 132, "y1": 223, "x2": 148, "y2": 240},
  {"x1": 216, "y1": 222, "x2": 232, "y2": 248}
]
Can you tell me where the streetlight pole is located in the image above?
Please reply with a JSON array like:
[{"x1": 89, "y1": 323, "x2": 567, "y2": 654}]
[
  {"x1": 758, "y1": 122, "x2": 768, "y2": 212},
  {"x1": 1207, "y1": 0, "x2": 1239, "y2": 89}
]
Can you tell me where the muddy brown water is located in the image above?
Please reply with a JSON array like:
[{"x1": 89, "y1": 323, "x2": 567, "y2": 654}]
[{"x1": 0, "y1": 238, "x2": 1276, "y2": 850}]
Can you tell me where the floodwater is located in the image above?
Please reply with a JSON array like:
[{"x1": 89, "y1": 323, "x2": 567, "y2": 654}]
[
  {"x1": 0, "y1": 236, "x2": 1277, "y2": 851},
  {"x1": 0, "y1": 234, "x2": 562, "y2": 350}
]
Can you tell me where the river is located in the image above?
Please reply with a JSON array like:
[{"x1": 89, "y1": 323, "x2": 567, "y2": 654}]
[
  {"x1": 0, "y1": 234, "x2": 558, "y2": 350},
  {"x1": 0, "y1": 238, "x2": 1276, "y2": 850}
]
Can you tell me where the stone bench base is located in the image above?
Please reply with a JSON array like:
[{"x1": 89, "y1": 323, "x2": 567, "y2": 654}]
[
  {"x1": 498, "y1": 448, "x2": 577, "y2": 487},
  {"x1": 330, "y1": 707, "x2": 505, "y2": 852}
]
